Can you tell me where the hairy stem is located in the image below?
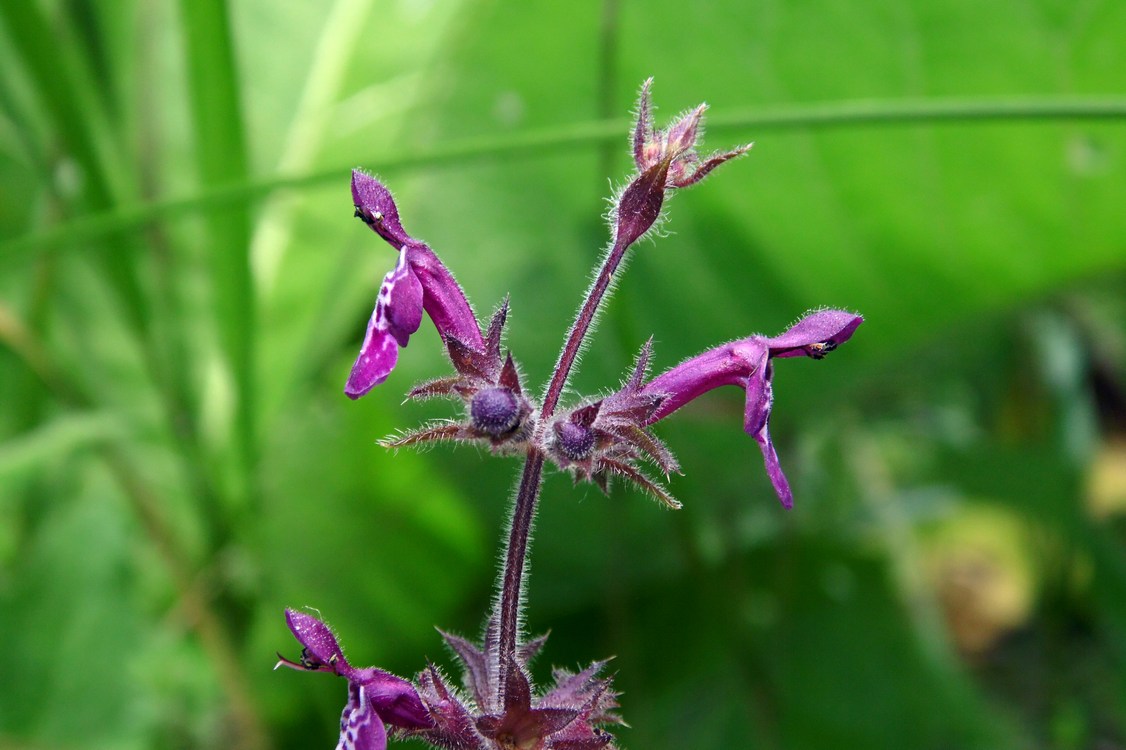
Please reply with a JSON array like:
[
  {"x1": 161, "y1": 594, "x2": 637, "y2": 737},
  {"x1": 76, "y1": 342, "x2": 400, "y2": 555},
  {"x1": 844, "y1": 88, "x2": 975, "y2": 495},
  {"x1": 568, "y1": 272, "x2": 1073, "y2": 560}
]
[
  {"x1": 542, "y1": 238, "x2": 631, "y2": 416},
  {"x1": 496, "y1": 237, "x2": 632, "y2": 696},
  {"x1": 496, "y1": 450, "x2": 545, "y2": 695}
]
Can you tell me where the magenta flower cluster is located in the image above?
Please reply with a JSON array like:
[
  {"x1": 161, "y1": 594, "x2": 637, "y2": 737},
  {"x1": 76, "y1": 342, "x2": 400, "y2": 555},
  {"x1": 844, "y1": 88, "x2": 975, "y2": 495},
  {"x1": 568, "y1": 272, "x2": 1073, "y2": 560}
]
[{"x1": 279, "y1": 80, "x2": 862, "y2": 750}]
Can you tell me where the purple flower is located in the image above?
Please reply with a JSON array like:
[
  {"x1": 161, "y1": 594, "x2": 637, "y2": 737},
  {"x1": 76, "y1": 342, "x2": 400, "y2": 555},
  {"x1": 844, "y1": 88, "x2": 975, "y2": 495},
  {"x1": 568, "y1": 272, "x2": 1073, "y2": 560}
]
[
  {"x1": 641, "y1": 309, "x2": 863, "y2": 508},
  {"x1": 347, "y1": 171, "x2": 484, "y2": 399},
  {"x1": 276, "y1": 609, "x2": 432, "y2": 749}
]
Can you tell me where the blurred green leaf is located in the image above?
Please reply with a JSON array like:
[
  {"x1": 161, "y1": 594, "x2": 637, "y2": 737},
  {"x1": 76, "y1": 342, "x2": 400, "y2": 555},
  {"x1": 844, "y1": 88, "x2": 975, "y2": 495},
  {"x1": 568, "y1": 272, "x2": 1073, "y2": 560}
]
[
  {"x1": 0, "y1": 2, "x2": 149, "y2": 336},
  {"x1": 177, "y1": 0, "x2": 256, "y2": 496},
  {"x1": 0, "y1": 412, "x2": 120, "y2": 484}
]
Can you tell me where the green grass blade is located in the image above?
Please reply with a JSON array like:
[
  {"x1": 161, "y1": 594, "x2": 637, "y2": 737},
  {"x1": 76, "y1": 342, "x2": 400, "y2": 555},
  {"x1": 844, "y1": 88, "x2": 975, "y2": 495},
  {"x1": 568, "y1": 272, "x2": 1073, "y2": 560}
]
[
  {"x1": 250, "y1": 0, "x2": 376, "y2": 295},
  {"x1": 177, "y1": 0, "x2": 257, "y2": 495},
  {"x1": 0, "y1": 2, "x2": 148, "y2": 334},
  {"x1": 3, "y1": 94, "x2": 1124, "y2": 264}
]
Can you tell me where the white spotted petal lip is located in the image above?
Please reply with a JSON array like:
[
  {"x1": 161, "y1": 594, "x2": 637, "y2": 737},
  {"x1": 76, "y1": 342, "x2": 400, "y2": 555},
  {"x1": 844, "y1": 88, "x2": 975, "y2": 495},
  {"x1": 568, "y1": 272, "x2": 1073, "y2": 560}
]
[{"x1": 345, "y1": 249, "x2": 425, "y2": 399}]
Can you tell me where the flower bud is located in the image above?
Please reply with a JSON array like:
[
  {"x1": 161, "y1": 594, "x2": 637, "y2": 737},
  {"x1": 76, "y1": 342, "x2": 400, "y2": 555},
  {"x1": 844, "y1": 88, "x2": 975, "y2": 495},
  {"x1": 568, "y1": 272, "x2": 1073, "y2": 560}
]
[
  {"x1": 554, "y1": 421, "x2": 596, "y2": 462},
  {"x1": 470, "y1": 387, "x2": 521, "y2": 437},
  {"x1": 609, "y1": 80, "x2": 751, "y2": 253}
]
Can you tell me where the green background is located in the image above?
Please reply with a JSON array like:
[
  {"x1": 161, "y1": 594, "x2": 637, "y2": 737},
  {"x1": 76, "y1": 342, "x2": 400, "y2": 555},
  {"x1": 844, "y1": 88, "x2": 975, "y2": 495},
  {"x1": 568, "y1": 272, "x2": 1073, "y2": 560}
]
[{"x1": 2, "y1": 0, "x2": 1125, "y2": 748}]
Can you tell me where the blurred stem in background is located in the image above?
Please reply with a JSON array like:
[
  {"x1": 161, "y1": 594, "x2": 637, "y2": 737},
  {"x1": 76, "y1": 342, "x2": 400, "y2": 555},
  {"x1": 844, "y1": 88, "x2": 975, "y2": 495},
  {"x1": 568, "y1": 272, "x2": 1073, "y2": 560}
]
[{"x1": 6, "y1": 95, "x2": 1126, "y2": 265}]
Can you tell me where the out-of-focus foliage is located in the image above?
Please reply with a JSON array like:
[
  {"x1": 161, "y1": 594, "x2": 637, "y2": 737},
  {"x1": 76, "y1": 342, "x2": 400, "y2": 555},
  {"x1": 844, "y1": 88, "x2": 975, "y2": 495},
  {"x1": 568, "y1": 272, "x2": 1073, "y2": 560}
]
[{"x1": 2, "y1": 0, "x2": 1125, "y2": 748}]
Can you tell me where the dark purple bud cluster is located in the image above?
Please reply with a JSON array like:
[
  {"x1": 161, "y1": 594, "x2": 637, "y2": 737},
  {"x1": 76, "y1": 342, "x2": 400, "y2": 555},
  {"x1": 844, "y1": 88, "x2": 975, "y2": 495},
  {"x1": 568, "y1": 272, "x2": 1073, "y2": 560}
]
[
  {"x1": 553, "y1": 417, "x2": 596, "y2": 462},
  {"x1": 544, "y1": 342, "x2": 682, "y2": 508},
  {"x1": 281, "y1": 80, "x2": 862, "y2": 750},
  {"x1": 424, "y1": 300, "x2": 536, "y2": 450},
  {"x1": 342, "y1": 219, "x2": 538, "y2": 454}
]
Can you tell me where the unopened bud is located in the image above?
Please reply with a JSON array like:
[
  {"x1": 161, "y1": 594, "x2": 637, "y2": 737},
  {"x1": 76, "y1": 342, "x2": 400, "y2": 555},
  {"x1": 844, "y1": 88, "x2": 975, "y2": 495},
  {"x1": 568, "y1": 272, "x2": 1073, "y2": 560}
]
[
  {"x1": 554, "y1": 421, "x2": 596, "y2": 462},
  {"x1": 470, "y1": 387, "x2": 520, "y2": 437}
]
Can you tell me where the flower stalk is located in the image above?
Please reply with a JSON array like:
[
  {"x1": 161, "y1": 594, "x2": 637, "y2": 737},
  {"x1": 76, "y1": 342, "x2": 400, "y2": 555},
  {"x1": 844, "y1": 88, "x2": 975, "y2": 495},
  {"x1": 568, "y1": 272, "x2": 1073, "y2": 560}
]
[
  {"x1": 495, "y1": 81, "x2": 753, "y2": 693},
  {"x1": 278, "y1": 79, "x2": 859, "y2": 750}
]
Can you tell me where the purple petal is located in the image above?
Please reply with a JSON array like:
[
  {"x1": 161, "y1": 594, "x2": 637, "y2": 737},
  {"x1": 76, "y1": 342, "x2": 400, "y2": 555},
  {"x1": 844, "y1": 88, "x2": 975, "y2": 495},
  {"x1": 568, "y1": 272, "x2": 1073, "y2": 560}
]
[
  {"x1": 344, "y1": 252, "x2": 426, "y2": 398},
  {"x1": 357, "y1": 669, "x2": 434, "y2": 729},
  {"x1": 351, "y1": 170, "x2": 412, "y2": 248},
  {"x1": 380, "y1": 251, "x2": 424, "y2": 346},
  {"x1": 756, "y1": 422, "x2": 793, "y2": 510},
  {"x1": 338, "y1": 682, "x2": 389, "y2": 750},
  {"x1": 345, "y1": 308, "x2": 399, "y2": 399},
  {"x1": 642, "y1": 337, "x2": 767, "y2": 424},
  {"x1": 741, "y1": 356, "x2": 771, "y2": 438},
  {"x1": 407, "y1": 244, "x2": 484, "y2": 351},
  {"x1": 285, "y1": 609, "x2": 351, "y2": 673},
  {"x1": 767, "y1": 310, "x2": 863, "y2": 359},
  {"x1": 743, "y1": 360, "x2": 793, "y2": 509}
]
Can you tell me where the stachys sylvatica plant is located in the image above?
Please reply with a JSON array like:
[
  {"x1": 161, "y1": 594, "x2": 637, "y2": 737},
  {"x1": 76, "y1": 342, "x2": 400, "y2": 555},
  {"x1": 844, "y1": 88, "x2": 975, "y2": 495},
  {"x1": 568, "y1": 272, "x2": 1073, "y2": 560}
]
[{"x1": 276, "y1": 79, "x2": 863, "y2": 750}]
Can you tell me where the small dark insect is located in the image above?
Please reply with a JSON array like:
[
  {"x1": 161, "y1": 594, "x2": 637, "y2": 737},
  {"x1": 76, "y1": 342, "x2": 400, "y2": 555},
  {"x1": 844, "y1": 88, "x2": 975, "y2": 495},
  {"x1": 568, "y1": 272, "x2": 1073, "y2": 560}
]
[
  {"x1": 806, "y1": 340, "x2": 838, "y2": 359},
  {"x1": 353, "y1": 206, "x2": 384, "y2": 226},
  {"x1": 298, "y1": 647, "x2": 341, "y2": 671},
  {"x1": 299, "y1": 647, "x2": 320, "y2": 670}
]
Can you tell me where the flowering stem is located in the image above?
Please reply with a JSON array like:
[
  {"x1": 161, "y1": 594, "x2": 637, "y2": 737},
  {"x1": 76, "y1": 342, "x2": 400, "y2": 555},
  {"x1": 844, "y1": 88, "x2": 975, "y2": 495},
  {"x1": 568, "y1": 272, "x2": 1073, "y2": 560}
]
[
  {"x1": 496, "y1": 237, "x2": 632, "y2": 695},
  {"x1": 542, "y1": 238, "x2": 631, "y2": 416}
]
